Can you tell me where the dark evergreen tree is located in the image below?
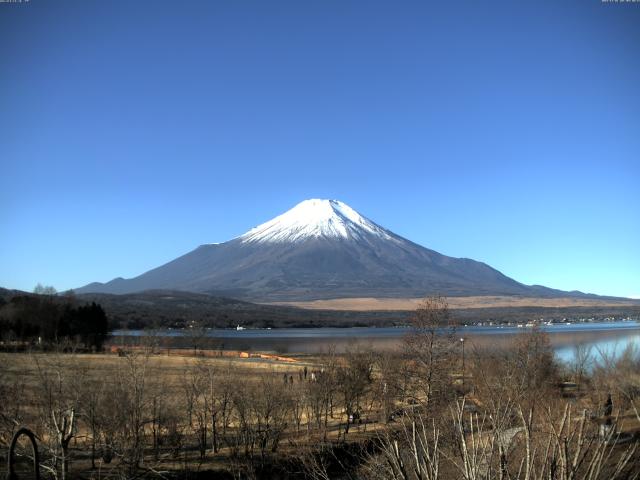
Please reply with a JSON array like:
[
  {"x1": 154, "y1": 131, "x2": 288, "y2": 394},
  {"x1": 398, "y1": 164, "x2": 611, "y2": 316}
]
[{"x1": 0, "y1": 294, "x2": 109, "y2": 350}]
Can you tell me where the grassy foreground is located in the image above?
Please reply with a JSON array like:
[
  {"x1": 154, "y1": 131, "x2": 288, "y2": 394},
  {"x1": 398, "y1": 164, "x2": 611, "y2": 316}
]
[{"x1": 1, "y1": 302, "x2": 640, "y2": 479}]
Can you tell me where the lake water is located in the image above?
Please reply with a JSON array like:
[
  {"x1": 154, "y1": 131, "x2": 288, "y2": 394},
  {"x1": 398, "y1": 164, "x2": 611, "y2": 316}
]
[{"x1": 113, "y1": 321, "x2": 640, "y2": 365}]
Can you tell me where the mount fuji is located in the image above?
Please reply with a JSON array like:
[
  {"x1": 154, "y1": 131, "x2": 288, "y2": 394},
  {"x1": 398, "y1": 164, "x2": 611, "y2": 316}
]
[{"x1": 77, "y1": 199, "x2": 575, "y2": 301}]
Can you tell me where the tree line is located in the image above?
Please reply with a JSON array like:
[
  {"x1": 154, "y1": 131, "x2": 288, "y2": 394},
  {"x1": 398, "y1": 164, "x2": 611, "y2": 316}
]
[{"x1": 0, "y1": 285, "x2": 108, "y2": 351}]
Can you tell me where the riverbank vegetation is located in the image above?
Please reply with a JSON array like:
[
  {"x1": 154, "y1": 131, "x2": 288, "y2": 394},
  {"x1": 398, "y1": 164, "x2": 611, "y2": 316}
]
[{"x1": 1, "y1": 297, "x2": 639, "y2": 479}]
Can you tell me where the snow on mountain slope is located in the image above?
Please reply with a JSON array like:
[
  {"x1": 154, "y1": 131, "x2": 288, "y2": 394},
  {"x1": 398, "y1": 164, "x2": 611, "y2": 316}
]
[
  {"x1": 239, "y1": 199, "x2": 396, "y2": 244},
  {"x1": 76, "y1": 199, "x2": 583, "y2": 301}
]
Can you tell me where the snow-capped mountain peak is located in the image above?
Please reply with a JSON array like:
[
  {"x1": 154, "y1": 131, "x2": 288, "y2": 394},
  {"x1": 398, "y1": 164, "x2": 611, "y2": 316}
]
[
  {"x1": 77, "y1": 198, "x2": 561, "y2": 300},
  {"x1": 239, "y1": 199, "x2": 394, "y2": 244}
]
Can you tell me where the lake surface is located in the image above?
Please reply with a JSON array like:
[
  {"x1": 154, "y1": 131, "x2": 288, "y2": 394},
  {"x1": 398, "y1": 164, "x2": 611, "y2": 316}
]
[{"x1": 113, "y1": 321, "x2": 640, "y2": 365}]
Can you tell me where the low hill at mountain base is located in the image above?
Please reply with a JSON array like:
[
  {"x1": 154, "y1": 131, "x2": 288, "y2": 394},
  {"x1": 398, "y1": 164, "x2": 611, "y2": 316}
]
[{"x1": 2, "y1": 288, "x2": 638, "y2": 331}]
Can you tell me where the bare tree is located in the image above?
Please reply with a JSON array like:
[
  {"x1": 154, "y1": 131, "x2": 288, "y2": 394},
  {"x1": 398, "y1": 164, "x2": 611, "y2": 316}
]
[
  {"x1": 182, "y1": 360, "x2": 210, "y2": 460},
  {"x1": 404, "y1": 296, "x2": 457, "y2": 411},
  {"x1": 32, "y1": 346, "x2": 84, "y2": 480},
  {"x1": 252, "y1": 373, "x2": 292, "y2": 459},
  {"x1": 367, "y1": 398, "x2": 639, "y2": 480},
  {"x1": 33, "y1": 283, "x2": 57, "y2": 296},
  {"x1": 336, "y1": 348, "x2": 374, "y2": 435},
  {"x1": 571, "y1": 342, "x2": 593, "y2": 385},
  {"x1": 213, "y1": 363, "x2": 236, "y2": 453},
  {"x1": 374, "y1": 351, "x2": 405, "y2": 423},
  {"x1": 112, "y1": 349, "x2": 153, "y2": 474},
  {"x1": 305, "y1": 348, "x2": 339, "y2": 441}
]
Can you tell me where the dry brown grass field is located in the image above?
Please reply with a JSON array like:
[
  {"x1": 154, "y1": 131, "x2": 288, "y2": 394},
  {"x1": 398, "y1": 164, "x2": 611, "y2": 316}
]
[
  {"x1": 0, "y1": 348, "x2": 387, "y2": 479},
  {"x1": 1, "y1": 305, "x2": 639, "y2": 480},
  {"x1": 270, "y1": 295, "x2": 640, "y2": 311}
]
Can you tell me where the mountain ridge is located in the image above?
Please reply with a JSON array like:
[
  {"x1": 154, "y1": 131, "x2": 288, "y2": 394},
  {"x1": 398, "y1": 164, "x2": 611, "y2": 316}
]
[{"x1": 76, "y1": 199, "x2": 610, "y2": 301}]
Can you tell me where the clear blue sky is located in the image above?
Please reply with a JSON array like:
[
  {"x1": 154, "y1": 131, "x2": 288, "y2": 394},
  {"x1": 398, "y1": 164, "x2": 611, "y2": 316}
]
[{"x1": 1, "y1": 0, "x2": 638, "y2": 298}]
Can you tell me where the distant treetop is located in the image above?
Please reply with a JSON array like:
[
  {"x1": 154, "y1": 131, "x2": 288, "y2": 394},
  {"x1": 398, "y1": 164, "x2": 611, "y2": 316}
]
[{"x1": 33, "y1": 283, "x2": 57, "y2": 296}]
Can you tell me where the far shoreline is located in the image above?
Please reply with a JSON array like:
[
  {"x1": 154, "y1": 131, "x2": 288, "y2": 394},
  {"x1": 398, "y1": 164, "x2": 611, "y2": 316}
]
[{"x1": 266, "y1": 295, "x2": 640, "y2": 311}]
